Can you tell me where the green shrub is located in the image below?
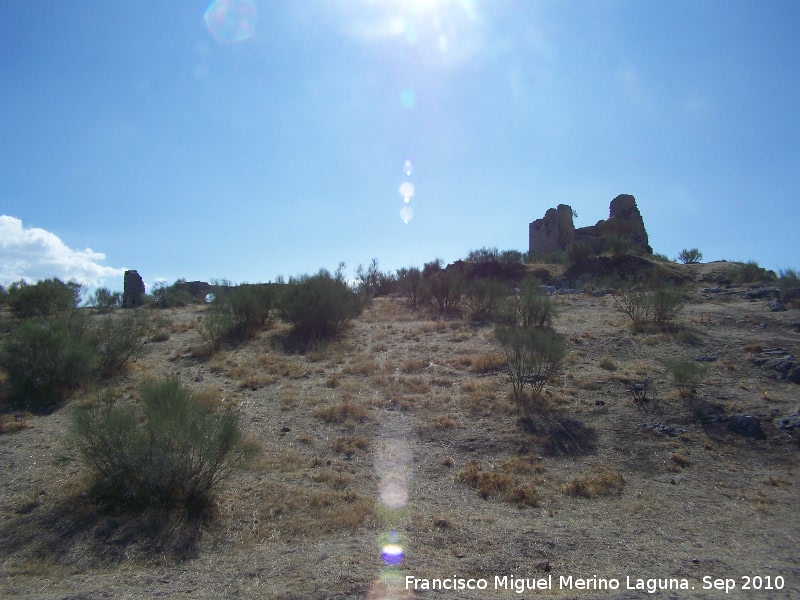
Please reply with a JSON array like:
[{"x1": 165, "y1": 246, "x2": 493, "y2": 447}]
[
  {"x1": 396, "y1": 267, "x2": 423, "y2": 307},
  {"x1": 423, "y1": 270, "x2": 463, "y2": 316},
  {"x1": 356, "y1": 258, "x2": 396, "y2": 297},
  {"x1": 227, "y1": 284, "x2": 274, "y2": 339},
  {"x1": 605, "y1": 236, "x2": 631, "y2": 257},
  {"x1": 612, "y1": 281, "x2": 684, "y2": 331},
  {"x1": 678, "y1": 248, "x2": 703, "y2": 264},
  {"x1": 92, "y1": 310, "x2": 154, "y2": 376},
  {"x1": 463, "y1": 277, "x2": 507, "y2": 322},
  {"x1": 89, "y1": 287, "x2": 121, "y2": 313},
  {"x1": 151, "y1": 280, "x2": 195, "y2": 308},
  {"x1": 735, "y1": 260, "x2": 769, "y2": 284},
  {"x1": 567, "y1": 240, "x2": 593, "y2": 267},
  {"x1": 666, "y1": 358, "x2": 707, "y2": 397},
  {"x1": 778, "y1": 268, "x2": 800, "y2": 306},
  {"x1": 0, "y1": 284, "x2": 7, "y2": 308},
  {"x1": 1, "y1": 314, "x2": 95, "y2": 410},
  {"x1": 70, "y1": 378, "x2": 256, "y2": 512},
  {"x1": 515, "y1": 277, "x2": 554, "y2": 328},
  {"x1": 6, "y1": 278, "x2": 83, "y2": 319},
  {"x1": 276, "y1": 269, "x2": 363, "y2": 338},
  {"x1": 495, "y1": 325, "x2": 566, "y2": 415}
]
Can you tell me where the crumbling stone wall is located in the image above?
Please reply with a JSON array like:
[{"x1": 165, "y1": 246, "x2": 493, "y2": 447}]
[
  {"x1": 122, "y1": 270, "x2": 145, "y2": 308},
  {"x1": 528, "y1": 204, "x2": 575, "y2": 256},
  {"x1": 529, "y1": 194, "x2": 651, "y2": 256}
]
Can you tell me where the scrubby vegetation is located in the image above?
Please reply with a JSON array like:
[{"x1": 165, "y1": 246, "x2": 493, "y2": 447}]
[
  {"x1": 6, "y1": 278, "x2": 83, "y2": 319},
  {"x1": 612, "y1": 281, "x2": 685, "y2": 331},
  {"x1": 70, "y1": 378, "x2": 255, "y2": 513},
  {"x1": 276, "y1": 268, "x2": 364, "y2": 338},
  {"x1": 665, "y1": 358, "x2": 707, "y2": 397},
  {"x1": 0, "y1": 278, "x2": 158, "y2": 410},
  {"x1": 678, "y1": 248, "x2": 703, "y2": 264}
]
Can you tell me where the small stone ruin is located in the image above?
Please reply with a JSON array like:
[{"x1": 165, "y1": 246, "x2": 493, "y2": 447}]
[
  {"x1": 122, "y1": 270, "x2": 145, "y2": 308},
  {"x1": 529, "y1": 194, "x2": 652, "y2": 256}
]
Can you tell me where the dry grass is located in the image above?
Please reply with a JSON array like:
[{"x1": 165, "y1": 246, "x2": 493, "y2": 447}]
[
  {"x1": 2, "y1": 286, "x2": 799, "y2": 597},
  {"x1": 400, "y1": 357, "x2": 429, "y2": 373},
  {"x1": 456, "y1": 459, "x2": 541, "y2": 507},
  {"x1": 343, "y1": 355, "x2": 381, "y2": 376},
  {"x1": 314, "y1": 400, "x2": 371, "y2": 424},
  {"x1": 0, "y1": 413, "x2": 33, "y2": 434},
  {"x1": 564, "y1": 463, "x2": 626, "y2": 498},
  {"x1": 471, "y1": 352, "x2": 506, "y2": 374}
]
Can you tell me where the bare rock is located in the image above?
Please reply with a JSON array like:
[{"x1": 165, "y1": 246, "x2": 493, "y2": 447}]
[
  {"x1": 774, "y1": 409, "x2": 800, "y2": 432},
  {"x1": 728, "y1": 414, "x2": 766, "y2": 439}
]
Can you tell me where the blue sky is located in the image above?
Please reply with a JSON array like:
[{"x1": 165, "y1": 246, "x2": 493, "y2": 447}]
[{"x1": 1, "y1": 1, "x2": 798, "y2": 292}]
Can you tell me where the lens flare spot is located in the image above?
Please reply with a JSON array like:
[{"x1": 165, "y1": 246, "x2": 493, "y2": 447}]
[
  {"x1": 204, "y1": 0, "x2": 257, "y2": 44},
  {"x1": 400, "y1": 206, "x2": 414, "y2": 224},
  {"x1": 399, "y1": 182, "x2": 415, "y2": 201},
  {"x1": 380, "y1": 474, "x2": 409, "y2": 509},
  {"x1": 403, "y1": 157, "x2": 413, "y2": 177},
  {"x1": 381, "y1": 543, "x2": 404, "y2": 566},
  {"x1": 400, "y1": 89, "x2": 416, "y2": 109},
  {"x1": 368, "y1": 569, "x2": 414, "y2": 600}
]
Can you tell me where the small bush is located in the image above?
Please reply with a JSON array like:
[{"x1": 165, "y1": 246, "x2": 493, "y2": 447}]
[
  {"x1": 92, "y1": 310, "x2": 154, "y2": 376},
  {"x1": 612, "y1": 281, "x2": 684, "y2": 331},
  {"x1": 6, "y1": 278, "x2": 83, "y2": 319},
  {"x1": 277, "y1": 269, "x2": 363, "y2": 338},
  {"x1": 396, "y1": 267, "x2": 423, "y2": 307},
  {"x1": 567, "y1": 240, "x2": 593, "y2": 266},
  {"x1": 735, "y1": 260, "x2": 769, "y2": 284},
  {"x1": 356, "y1": 258, "x2": 396, "y2": 297},
  {"x1": 1, "y1": 314, "x2": 95, "y2": 410},
  {"x1": 70, "y1": 378, "x2": 255, "y2": 512},
  {"x1": 89, "y1": 287, "x2": 121, "y2": 313},
  {"x1": 495, "y1": 325, "x2": 566, "y2": 414},
  {"x1": 605, "y1": 236, "x2": 631, "y2": 257},
  {"x1": 778, "y1": 268, "x2": 800, "y2": 306},
  {"x1": 515, "y1": 277, "x2": 554, "y2": 328},
  {"x1": 666, "y1": 358, "x2": 706, "y2": 396},
  {"x1": 423, "y1": 270, "x2": 463, "y2": 316},
  {"x1": 463, "y1": 277, "x2": 507, "y2": 322},
  {"x1": 678, "y1": 248, "x2": 703, "y2": 264},
  {"x1": 151, "y1": 280, "x2": 195, "y2": 308}
]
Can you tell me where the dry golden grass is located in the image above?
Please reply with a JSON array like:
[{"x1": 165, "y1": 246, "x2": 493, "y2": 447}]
[
  {"x1": 0, "y1": 413, "x2": 33, "y2": 434},
  {"x1": 331, "y1": 435, "x2": 370, "y2": 456},
  {"x1": 456, "y1": 459, "x2": 540, "y2": 507},
  {"x1": 341, "y1": 353, "x2": 381, "y2": 376},
  {"x1": 471, "y1": 352, "x2": 506, "y2": 374},
  {"x1": 400, "y1": 357, "x2": 429, "y2": 373},
  {"x1": 565, "y1": 463, "x2": 626, "y2": 498},
  {"x1": 314, "y1": 400, "x2": 371, "y2": 424}
]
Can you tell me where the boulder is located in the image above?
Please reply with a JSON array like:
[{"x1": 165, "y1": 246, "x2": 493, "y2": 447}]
[
  {"x1": 728, "y1": 414, "x2": 766, "y2": 439},
  {"x1": 774, "y1": 409, "x2": 800, "y2": 432}
]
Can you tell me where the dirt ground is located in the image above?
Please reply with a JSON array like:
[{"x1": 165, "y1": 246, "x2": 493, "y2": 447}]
[{"x1": 1, "y1": 266, "x2": 799, "y2": 599}]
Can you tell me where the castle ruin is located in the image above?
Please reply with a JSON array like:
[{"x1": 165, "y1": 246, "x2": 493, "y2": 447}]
[{"x1": 528, "y1": 194, "x2": 651, "y2": 256}]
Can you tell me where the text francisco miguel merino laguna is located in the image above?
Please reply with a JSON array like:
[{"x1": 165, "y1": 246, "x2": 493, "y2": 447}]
[{"x1": 405, "y1": 574, "x2": 697, "y2": 594}]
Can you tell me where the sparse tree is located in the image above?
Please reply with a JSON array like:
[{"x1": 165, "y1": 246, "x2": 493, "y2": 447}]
[
  {"x1": 495, "y1": 325, "x2": 566, "y2": 415},
  {"x1": 678, "y1": 248, "x2": 703, "y2": 264}
]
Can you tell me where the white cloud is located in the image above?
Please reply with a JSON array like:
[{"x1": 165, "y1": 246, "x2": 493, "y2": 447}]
[{"x1": 0, "y1": 215, "x2": 125, "y2": 288}]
